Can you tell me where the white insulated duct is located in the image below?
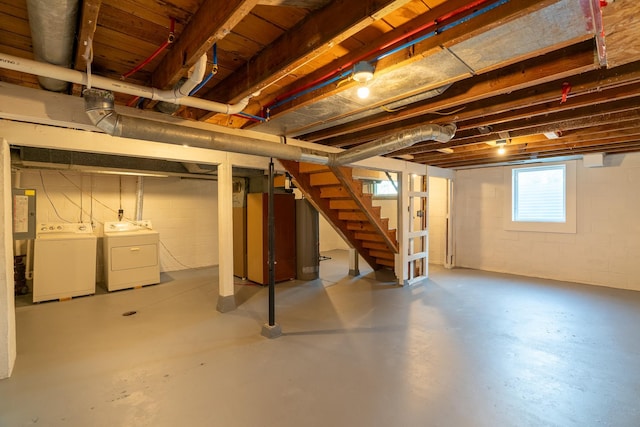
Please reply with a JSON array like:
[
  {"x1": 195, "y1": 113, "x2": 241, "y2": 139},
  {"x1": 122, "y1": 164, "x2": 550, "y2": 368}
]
[
  {"x1": 0, "y1": 53, "x2": 253, "y2": 115},
  {"x1": 27, "y1": 0, "x2": 79, "y2": 92},
  {"x1": 83, "y1": 89, "x2": 456, "y2": 166}
]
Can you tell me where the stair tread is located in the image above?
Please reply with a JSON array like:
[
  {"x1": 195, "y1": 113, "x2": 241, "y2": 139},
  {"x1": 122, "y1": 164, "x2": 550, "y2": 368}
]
[
  {"x1": 310, "y1": 172, "x2": 340, "y2": 186},
  {"x1": 338, "y1": 211, "x2": 368, "y2": 221},
  {"x1": 299, "y1": 163, "x2": 330, "y2": 173},
  {"x1": 376, "y1": 258, "x2": 395, "y2": 267},
  {"x1": 347, "y1": 222, "x2": 376, "y2": 232},
  {"x1": 329, "y1": 200, "x2": 359, "y2": 210},
  {"x1": 362, "y1": 241, "x2": 388, "y2": 250},
  {"x1": 355, "y1": 232, "x2": 385, "y2": 242},
  {"x1": 370, "y1": 250, "x2": 394, "y2": 260}
]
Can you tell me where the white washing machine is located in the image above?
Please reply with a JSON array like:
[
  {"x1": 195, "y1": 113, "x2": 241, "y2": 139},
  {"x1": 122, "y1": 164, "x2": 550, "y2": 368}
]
[
  {"x1": 103, "y1": 220, "x2": 160, "y2": 291},
  {"x1": 33, "y1": 223, "x2": 97, "y2": 303}
]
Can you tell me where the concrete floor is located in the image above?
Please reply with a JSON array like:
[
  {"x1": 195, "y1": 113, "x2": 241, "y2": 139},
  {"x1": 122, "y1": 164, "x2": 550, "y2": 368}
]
[{"x1": 1, "y1": 250, "x2": 640, "y2": 427}]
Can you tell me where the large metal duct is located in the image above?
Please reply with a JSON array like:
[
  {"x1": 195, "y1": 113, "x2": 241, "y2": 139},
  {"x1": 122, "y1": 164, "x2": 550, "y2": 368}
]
[
  {"x1": 328, "y1": 124, "x2": 457, "y2": 166},
  {"x1": 27, "y1": 0, "x2": 79, "y2": 92},
  {"x1": 83, "y1": 88, "x2": 456, "y2": 165},
  {"x1": 83, "y1": 89, "x2": 329, "y2": 164}
]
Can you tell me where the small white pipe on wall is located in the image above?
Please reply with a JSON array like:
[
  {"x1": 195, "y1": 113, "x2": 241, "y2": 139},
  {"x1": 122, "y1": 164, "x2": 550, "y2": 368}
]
[{"x1": 135, "y1": 177, "x2": 144, "y2": 221}]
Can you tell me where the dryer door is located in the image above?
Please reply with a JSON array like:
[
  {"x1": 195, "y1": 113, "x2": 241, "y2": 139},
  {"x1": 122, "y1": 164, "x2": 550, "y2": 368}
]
[{"x1": 111, "y1": 244, "x2": 158, "y2": 271}]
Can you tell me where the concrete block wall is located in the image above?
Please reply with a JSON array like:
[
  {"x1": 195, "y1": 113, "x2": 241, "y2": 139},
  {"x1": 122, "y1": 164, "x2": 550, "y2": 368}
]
[
  {"x1": 13, "y1": 170, "x2": 218, "y2": 280},
  {"x1": 428, "y1": 177, "x2": 448, "y2": 265},
  {"x1": 454, "y1": 153, "x2": 640, "y2": 291},
  {"x1": 143, "y1": 178, "x2": 218, "y2": 271}
]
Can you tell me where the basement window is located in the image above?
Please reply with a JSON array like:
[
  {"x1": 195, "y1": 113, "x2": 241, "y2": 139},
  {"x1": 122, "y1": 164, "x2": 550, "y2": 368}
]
[
  {"x1": 504, "y1": 162, "x2": 576, "y2": 233},
  {"x1": 513, "y1": 165, "x2": 565, "y2": 222},
  {"x1": 374, "y1": 180, "x2": 398, "y2": 196}
]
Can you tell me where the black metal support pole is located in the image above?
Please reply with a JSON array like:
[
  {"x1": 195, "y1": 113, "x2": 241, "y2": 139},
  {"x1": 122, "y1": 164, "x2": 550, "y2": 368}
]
[
  {"x1": 261, "y1": 159, "x2": 282, "y2": 338},
  {"x1": 268, "y1": 159, "x2": 275, "y2": 326}
]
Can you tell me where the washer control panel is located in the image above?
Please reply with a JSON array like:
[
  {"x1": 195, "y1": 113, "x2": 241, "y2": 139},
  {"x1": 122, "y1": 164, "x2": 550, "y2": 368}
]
[{"x1": 36, "y1": 223, "x2": 94, "y2": 235}]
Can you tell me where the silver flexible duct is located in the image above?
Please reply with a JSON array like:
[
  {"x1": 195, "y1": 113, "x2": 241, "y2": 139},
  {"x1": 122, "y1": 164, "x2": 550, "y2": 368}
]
[
  {"x1": 328, "y1": 123, "x2": 457, "y2": 166},
  {"x1": 83, "y1": 89, "x2": 456, "y2": 165},
  {"x1": 83, "y1": 89, "x2": 329, "y2": 164},
  {"x1": 27, "y1": 0, "x2": 79, "y2": 92}
]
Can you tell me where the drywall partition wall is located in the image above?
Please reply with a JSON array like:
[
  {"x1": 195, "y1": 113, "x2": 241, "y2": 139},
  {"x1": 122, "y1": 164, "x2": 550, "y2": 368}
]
[
  {"x1": 455, "y1": 153, "x2": 640, "y2": 291},
  {"x1": 14, "y1": 170, "x2": 218, "y2": 276},
  {"x1": 428, "y1": 177, "x2": 448, "y2": 265},
  {"x1": 0, "y1": 140, "x2": 16, "y2": 378}
]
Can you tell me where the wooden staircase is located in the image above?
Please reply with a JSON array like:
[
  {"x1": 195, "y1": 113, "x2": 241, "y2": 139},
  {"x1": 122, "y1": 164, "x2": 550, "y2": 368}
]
[{"x1": 280, "y1": 160, "x2": 398, "y2": 271}]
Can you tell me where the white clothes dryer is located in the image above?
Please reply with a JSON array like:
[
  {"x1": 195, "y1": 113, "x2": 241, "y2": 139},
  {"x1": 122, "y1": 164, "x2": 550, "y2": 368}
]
[{"x1": 103, "y1": 220, "x2": 160, "y2": 291}]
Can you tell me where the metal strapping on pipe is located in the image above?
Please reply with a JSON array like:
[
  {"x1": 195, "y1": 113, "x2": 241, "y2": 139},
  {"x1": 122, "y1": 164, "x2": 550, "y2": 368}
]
[{"x1": 329, "y1": 123, "x2": 457, "y2": 166}]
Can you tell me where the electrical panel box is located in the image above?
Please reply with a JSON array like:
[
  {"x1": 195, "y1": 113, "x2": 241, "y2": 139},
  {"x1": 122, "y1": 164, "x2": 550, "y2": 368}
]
[{"x1": 12, "y1": 188, "x2": 36, "y2": 240}]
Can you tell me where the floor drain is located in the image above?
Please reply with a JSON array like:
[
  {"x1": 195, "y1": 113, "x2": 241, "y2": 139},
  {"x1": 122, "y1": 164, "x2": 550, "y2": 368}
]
[{"x1": 122, "y1": 311, "x2": 137, "y2": 316}]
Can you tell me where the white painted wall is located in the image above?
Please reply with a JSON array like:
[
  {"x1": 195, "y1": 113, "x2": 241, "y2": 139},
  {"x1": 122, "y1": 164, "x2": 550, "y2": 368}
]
[
  {"x1": 14, "y1": 170, "x2": 218, "y2": 280},
  {"x1": 372, "y1": 199, "x2": 397, "y2": 230},
  {"x1": 454, "y1": 153, "x2": 640, "y2": 290},
  {"x1": 1, "y1": 140, "x2": 16, "y2": 379},
  {"x1": 143, "y1": 177, "x2": 218, "y2": 271},
  {"x1": 428, "y1": 177, "x2": 448, "y2": 265},
  {"x1": 319, "y1": 216, "x2": 348, "y2": 252}
]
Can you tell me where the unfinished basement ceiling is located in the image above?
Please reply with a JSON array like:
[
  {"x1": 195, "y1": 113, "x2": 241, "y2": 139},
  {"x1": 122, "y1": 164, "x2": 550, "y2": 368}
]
[{"x1": 1, "y1": 0, "x2": 639, "y2": 169}]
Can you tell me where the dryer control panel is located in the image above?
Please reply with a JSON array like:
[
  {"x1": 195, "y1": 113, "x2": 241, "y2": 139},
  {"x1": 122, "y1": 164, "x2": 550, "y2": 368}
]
[{"x1": 104, "y1": 220, "x2": 153, "y2": 233}]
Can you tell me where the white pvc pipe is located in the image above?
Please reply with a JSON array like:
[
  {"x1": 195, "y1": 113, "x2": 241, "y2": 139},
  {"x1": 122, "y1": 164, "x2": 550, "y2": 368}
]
[
  {"x1": 174, "y1": 54, "x2": 207, "y2": 98},
  {"x1": 135, "y1": 176, "x2": 144, "y2": 221},
  {"x1": 0, "y1": 52, "x2": 252, "y2": 114}
]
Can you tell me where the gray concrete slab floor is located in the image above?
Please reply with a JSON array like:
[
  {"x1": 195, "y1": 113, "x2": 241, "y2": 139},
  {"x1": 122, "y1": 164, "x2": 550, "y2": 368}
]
[{"x1": 1, "y1": 249, "x2": 640, "y2": 426}]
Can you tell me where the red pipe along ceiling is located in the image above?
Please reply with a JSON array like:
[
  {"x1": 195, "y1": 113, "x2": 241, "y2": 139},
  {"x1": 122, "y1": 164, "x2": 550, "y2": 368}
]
[{"x1": 265, "y1": 0, "x2": 493, "y2": 113}]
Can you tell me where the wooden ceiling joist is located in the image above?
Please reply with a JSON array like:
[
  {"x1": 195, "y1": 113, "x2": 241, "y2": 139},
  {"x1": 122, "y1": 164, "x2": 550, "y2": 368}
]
[
  {"x1": 199, "y1": 0, "x2": 414, "y2": 111},
  {"x1": 152, "y1": 0, "x2": 260, "y2": 90},
  {"x1": 73, "y1": 0, "x2": 102, "y2": 71},
  {"x1": 310, "y1": 40, "x2": 597, "y2": 146},
  {"x1": 267, "y1": 0, "x2": 565, "y2": 127}
]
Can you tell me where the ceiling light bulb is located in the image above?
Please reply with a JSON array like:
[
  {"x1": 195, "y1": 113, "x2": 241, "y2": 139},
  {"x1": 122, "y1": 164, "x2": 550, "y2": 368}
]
[
  {"x1": 357, "y1": 86, "x2": 370, "y2": 99},
  {"x1": 497, "y1": 146, "x2": 506, "y2": 155}
]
